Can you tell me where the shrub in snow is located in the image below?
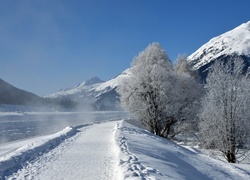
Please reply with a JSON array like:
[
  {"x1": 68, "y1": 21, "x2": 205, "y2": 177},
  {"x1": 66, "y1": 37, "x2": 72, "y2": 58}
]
[{"x1": 199, "y1": 57, "x2": 250, "y2": 163}]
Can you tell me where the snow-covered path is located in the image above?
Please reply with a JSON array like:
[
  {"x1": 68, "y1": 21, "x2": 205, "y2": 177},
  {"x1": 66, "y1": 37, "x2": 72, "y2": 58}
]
[
  {"x1": 8, "y1": 121, "x2": 119, "y2": 180},
  {"x1": 2, "y1": 119, "x2": 250, "y2": 180}
]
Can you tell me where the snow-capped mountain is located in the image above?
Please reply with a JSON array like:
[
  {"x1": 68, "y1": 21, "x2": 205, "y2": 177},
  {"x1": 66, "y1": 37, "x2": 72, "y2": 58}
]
[
  {"x1": 48, "y1": 76, "x2": 104, "y2": 98},
  {"x1": 46, "y1": 69, "x2": 131, "y2": 110},
  {"x1": 188, "y1": 21, "x2": 250, "y2": 71},
  {"x1": 47, "y1": 21, "x2": 250, "y2": 110}
]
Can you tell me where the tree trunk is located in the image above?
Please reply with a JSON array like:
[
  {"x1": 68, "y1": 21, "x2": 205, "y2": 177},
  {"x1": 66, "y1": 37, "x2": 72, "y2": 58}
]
[
  {"x1": 226, "y1": 125, "x2": 236, "y2": 163},
  {"x1": 226, "y1": 151, "x2": 236, "y2": 163},
  {"x1": 160, "y1": 116, "x2": 177, "y2": 138}
]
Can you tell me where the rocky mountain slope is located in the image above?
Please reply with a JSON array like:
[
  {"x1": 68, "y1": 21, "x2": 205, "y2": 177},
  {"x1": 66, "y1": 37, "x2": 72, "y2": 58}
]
[{"x1": 188, "y1": 21, "x2": 250, "y2": 77}]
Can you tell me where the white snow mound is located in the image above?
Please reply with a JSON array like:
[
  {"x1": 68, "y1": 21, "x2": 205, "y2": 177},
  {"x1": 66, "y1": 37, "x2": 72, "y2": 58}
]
[{"x1": 115, "y1": 120, "x2": 250, "y2": 180}]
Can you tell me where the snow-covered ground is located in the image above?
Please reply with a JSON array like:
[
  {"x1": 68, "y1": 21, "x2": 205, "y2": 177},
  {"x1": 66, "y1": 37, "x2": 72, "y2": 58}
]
[
  {"x1": 4, "y1": 121, "x2": 118, "y2": 180},
  {"x1": 116, "y1": 120, "x2": 250, "y2": 179},
  {"x1": 0, "y1": 113, "x2": 250, "y2": 179},
  {"x1": 0, "y1": 111, "x2": 128, "y2": 144}
]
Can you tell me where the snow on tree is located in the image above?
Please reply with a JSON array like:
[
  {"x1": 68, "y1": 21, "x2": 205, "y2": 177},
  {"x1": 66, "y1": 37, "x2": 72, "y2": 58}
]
[
  {"x1": 172, "y1": 56, "x2": 204, "y2": 137},
  {"x1": 175, "y1": 54, "x2": 200, "y2": 81},
  {"x1": 118, "y1": 42, "x2": 172, "y2": 136},
  {"x1": 118, "y1": 42, "x2": 202, "y2": 138},
  {"x1": 199, "y1": 57, "x2": 250, "y2": 163}
]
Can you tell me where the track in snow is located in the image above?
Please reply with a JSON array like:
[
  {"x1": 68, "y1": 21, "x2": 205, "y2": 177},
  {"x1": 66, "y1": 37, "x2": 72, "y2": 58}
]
[
  {"x1": 7, "y1": 121, "x2": 119, "y2": 180},
  {"x1": 3, "y1": 119, "x2": 250, "y2": 180}
]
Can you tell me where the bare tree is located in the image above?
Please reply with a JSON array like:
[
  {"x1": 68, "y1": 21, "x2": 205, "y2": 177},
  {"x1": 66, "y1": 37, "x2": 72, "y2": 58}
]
[{"x1": 199, "y1": 58, "x2": 250, "y2": 163}]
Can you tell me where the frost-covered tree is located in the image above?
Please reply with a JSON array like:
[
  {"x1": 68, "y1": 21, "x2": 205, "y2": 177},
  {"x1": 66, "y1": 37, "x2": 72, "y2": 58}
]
[
  {"x1": 118, "y1": 43, "x2": 202, "y2": 138},
  {"x1": 199, "y1": 58, "x2": 250, "y2": 163},
  {"x1": 118, "y1": 42, "x2": 173, "y2": 136},
  {"x1": 175, "y1": 54, "x2": 199, "y2": 80},
  {"x1": 171, "y1": 55, "x2": 203, "y2": 137}
]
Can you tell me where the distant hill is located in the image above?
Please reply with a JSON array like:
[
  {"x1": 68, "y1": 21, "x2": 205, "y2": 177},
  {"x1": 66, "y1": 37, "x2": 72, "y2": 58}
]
[{"x1": 0, "y1": 78, "x2": 45, "y2": 106}]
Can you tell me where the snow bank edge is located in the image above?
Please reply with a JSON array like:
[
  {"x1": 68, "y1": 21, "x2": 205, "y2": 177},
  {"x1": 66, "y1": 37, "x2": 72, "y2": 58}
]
[{"x1": 0, "y1": 124, "x2": 91, "y2": 179}]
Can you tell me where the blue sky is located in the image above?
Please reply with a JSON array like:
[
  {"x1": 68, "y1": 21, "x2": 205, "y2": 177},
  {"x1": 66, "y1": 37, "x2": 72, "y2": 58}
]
[{"x1": 0, "y1": 0, "x2": 250, "y2": 96}]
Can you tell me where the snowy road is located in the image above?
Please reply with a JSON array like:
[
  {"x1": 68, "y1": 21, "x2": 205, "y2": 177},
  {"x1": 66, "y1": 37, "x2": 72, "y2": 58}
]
[
  {"x1": 1, "y1": 118, "x2": 250, "y2": 179},
  {"x1": 7, "y1": 121, "x2": 119, "y2": 180},
  {"x1": 0, "y1": 111, "x2": 129, "y2": 144}
]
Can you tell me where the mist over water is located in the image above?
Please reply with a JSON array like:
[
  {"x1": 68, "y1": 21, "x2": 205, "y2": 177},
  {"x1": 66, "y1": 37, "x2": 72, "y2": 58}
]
[{"x1": 0, "y1": 111, "x2": 129, "y2": 144}]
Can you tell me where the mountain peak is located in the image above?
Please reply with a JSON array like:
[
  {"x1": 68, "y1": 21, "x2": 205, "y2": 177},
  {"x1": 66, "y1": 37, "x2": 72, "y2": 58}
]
[
  {"x1": 188, "y1": 20, "x2": 250, "y2": 69},
  {"x1": 83, "y1": 76, "x2": 104, "y2": 86}
]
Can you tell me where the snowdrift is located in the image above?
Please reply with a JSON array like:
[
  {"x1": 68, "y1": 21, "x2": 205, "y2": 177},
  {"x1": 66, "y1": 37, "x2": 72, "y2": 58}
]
[
  {"x1": 0, "y1": 119, "x2": 249, "y2": 179},
  {"x1": 115, "y1": 120, "x2": 250, "y2": 180},
  {"x1": 0, "y1": 124, "x2": 92, "y2": 179}
]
